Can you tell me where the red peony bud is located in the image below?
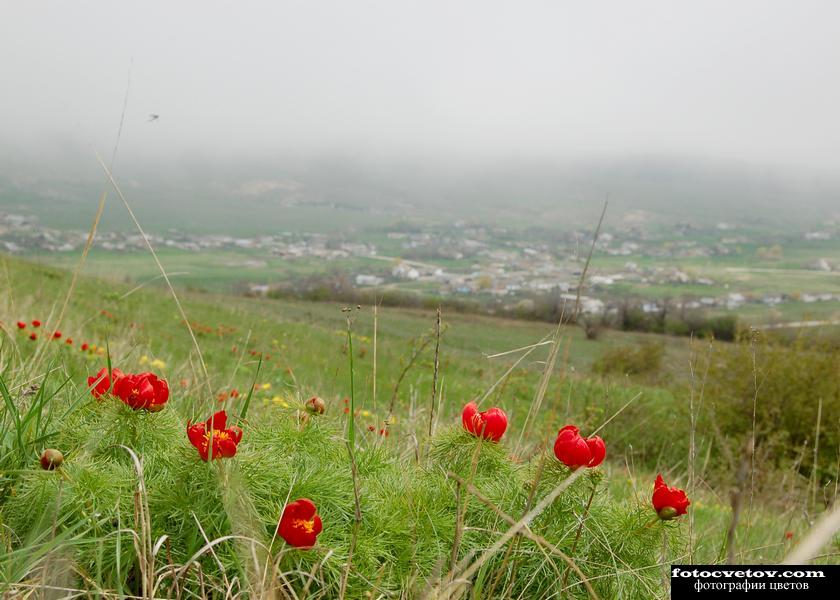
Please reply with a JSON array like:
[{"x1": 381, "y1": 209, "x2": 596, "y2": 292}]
[
  {"x1": 305, "y1": 396, "x2": 326, "y2": 415},
  {"x1": 652, "y1": 474, "x2": 690, "y2": 520},
  {"x1": 40, "y1": 448, "x2": 64, "y2": 470},
  {"x1": 553, "y1": 425, "x2": 606, "y2": 469},
  {"x1": 461, "y1": 401, "x2": 507, "y2": 442}
]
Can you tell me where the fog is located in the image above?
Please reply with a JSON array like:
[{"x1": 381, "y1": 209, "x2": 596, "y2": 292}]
[{"x1": 2, "y1": 0, "x2": 839, "y2": 175}]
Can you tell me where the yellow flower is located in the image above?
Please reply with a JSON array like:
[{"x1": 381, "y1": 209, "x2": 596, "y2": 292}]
[
  {"x1": 360, "y1": 410, "x2": 371, "y2": 417},
  {"x1": 272, "y1": 395, "x2": 283, "y2": 405},
  {"x1": 150, "y1": 358, "x2": 167, "y2": 369},
  {"x1": 261, "y1": 383, "x2": 272, "y2": 390},
  {"x1": 139, "y1": 355, "x2": 149, "y2": 365}
]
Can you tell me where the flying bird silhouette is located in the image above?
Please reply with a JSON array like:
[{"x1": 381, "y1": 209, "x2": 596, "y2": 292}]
[{"x1": 148, "y1": 114, "x2": 159, "y2": 122}]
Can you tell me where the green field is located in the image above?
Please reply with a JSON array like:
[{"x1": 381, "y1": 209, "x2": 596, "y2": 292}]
[{"x1": 1, "y1": 251, "x2": 836, "y2": 597}]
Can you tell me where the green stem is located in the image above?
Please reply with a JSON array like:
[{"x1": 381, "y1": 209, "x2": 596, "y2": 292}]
[{"x1": 347, "y1": 316, "x2": 356, "y2": 451}]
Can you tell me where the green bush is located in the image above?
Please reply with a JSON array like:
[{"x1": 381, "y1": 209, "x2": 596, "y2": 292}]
[
  {"x1": 592, "y1": 342, "x2": 665, "y2": 377},
  {"x1": 704, "y1": 334, "x2": 840, "y2": 483}
]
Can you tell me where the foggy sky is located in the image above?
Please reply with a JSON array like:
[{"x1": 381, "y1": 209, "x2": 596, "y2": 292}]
[{"x1": 2, "y1": 1, "x2": 839, "y2": 172}]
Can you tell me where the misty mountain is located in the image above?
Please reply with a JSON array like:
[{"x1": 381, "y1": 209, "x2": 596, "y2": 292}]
[{"x1": 1, "y1": 156, "x2": 837, "y2": 235}]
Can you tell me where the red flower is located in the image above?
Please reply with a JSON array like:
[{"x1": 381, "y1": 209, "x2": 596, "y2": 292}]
[
  {"x1": 367, "y1": 425, "x2": 376, "y2": 432},
  {"x1": 461, "y1": 401, "x2": 507, "y2": 442},
  {"x1": 113, "y1": 372, "x2": 169, "y2": 411},
  {"x1": 784, "y1": 531, "x2": 794, "y2": 540},
  {"x1": 31, "y1": 320, "x2": 41, "y2": 328},
  {"x1": 553, "y1": 425, "x2": 606, "y2": 469},
  {"x1": 277, "y1": 498, "x2": 323, "y2": 548},
  {"x1": 16, "y1": 321, "x2": 26, "y2": 329},
  {"x1": 81, "y1": 343, "x2": 89, "y2": 351},
  {"x1": 29, "y1": 333, "x2": 37, "y2": 341},
  {"x1": 187, "y1": 410, "x2": 243, "y2": 461},
  {"x1": 52, "y1": 331, "x2": 62, "y2": 339},
  {"x1": 88, "y1": 367, "x2": 125, "y2": 398},
  {"x1": 652, "y1": 474, "x2": 690, "y2": 520},
  {"x1": 66, "y1": 338, "x2": 73, "y2": 345}
]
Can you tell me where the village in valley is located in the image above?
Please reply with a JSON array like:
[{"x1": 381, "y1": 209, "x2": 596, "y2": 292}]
[{"x1": 3, "y1": 209, "x2": 839, "y2": 323}]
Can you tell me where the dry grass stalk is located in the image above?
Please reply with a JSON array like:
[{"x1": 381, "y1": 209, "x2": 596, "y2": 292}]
[
  {"x1": 428, "y1": 306, "x2": 442, "y2": 438},
  {"x1": 96, "y1": 154, "x2": 214, "y2": 401},
  {"x1": 444, "y1": 471, "x2": 599, "y2": 600},
  {"x1": 725, "y1": 438, "x2": 753, "y2": 564}
]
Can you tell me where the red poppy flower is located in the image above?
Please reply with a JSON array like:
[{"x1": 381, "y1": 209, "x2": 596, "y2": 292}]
[
  {"x1": 277, "y1": 498, "x2": 323, "y2": 548},
  {"x1": 187, "y1": 410, "x2": 243, "y2": 461},
  {"x1": 461, "y1": 401, "x2": 507, "y2": 442},
  {"x1": 553, "y1": 425, "x2": 606, "y2": 469},
  {"x1": 31, "y1": 320, "x2": 41, "y2": 328},
  {"x1": 66, "y1": 338, "x2": 73, "y2": 345},
  {"x1": 81, "y1": 343, "x2": 89, "y2": 351},
  {"x1": 29, "y1": 333, "x2": 37, "y2": 341},
  {"x1": 652, "y1": 474, "x2": 690, "y2": 520},
  {"x1": 52, "y1": 331, "x2": 62, "y2": 339},
  {"x1": 16, "y1": 321, "x2": 26, "y2": 329},
  {"x1": 784, "y1": 531, "x2": 794, "y2": 540},
  {"x1": 113, "y1": 372, "x2": 169, "y2": 411},
  {"x1": 88, "y1": 367, "x2": 125, "y2": 398}
]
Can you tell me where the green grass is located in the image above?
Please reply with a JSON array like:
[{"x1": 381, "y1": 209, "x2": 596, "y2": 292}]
[{"x1": 0, "y1": 253, "x2": 836, "y2": 597}]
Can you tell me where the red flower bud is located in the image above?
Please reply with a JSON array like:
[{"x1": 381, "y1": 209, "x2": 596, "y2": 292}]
[
  {"x1": 40, "y1": 448, "x2": 64, "y2": 470},
  {"x1": 52, "y1": 331, "x2": 62, "y2": 339},
  {"x1": 277, "y1": 498, "x2": 323, "y2": 548},
  {"x1": 29, "y1": 333, "x2": 37, "y2": 341},
  {"x1": 31, "y1": 320, "x2": 41, "y2": 328},
  {"x1": 652, "y1": 474, "x2": 690, "y2": 520},
  {"x1": 461, "y1": 401, "x2": 507, "y2": 442},
  {"x1": 553, "y1": 425, "x2": 606, "y2": 469},
  {"x1": 81, "y1": 343, "x2": 89, "y2": 351},
  {"x1": 305, "y1": 396, "x2": 326, "y2": 415},
  {"x1": 16, "y1": 321, "x2": 26, "y2": 329}
]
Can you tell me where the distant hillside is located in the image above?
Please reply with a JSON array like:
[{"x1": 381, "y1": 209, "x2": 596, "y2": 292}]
[{"x1": 1, "y1": 155, "x2": 838, "y2": 235}]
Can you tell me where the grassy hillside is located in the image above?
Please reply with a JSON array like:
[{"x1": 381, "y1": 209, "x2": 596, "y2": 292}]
[{"x1": 1, "y1": 253, "x2": 836, "y2": 597}]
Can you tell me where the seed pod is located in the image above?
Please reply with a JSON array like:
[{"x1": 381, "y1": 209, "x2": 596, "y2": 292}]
[
  {"x1": 305, "y1": 396, "x2": 326, "y2": 415},
  {"x1": 40, "y1": 448, "x2": 64, "y2": 471}
]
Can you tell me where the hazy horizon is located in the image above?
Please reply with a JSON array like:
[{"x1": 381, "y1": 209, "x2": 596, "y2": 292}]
[{"x1": 2, "y1": 1, "x2": 840, "y2": 178}]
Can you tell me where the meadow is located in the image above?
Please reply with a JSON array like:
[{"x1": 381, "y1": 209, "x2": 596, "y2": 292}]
[{"x1": 1, "y1": 242, "x2": 838, "y2": 597}]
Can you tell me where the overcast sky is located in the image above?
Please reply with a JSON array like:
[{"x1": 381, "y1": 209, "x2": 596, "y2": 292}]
[{"x1": 2, "y1": 1, "x2": 839, "y2": 172}]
